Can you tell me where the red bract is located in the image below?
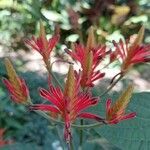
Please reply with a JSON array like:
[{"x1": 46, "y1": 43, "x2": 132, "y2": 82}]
[
  {"x1": 25, "y1": 35, "x2": 59, "y2": 60},
  {"x1": 112, "y1": 27, "x2": 150, "y2": 73},
  {"x1": 105, "y1": 85, "x2": 136, "y2": 124},
  {"x1": 106, "y1": 99, "x2": 136, "y2": 124},
  {"x1": 67, "y1": 45, "x2": 106, "y2": 87},
  {"x1": 0, "y1": 129, "x2": 13, "y2": 147},
  {"x1": 25, "y1": 22, "x2": 59, "y2": 66},
  {"x1": 3, "y1": 78, "x2": 29, "y2": 104},
  {"x1": 3, "y1": 58, "x2": 29, "y2": 104},
  {"x1": 30, "y1": 66, "x2": 103, "y2": 143},
  {"x1": 66, "y1": 27, "x2": 110, "y2": 88}
]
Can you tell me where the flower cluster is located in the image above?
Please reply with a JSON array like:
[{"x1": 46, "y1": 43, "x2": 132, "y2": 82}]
[
  {"x1": 3, "y1": 22, "x2": 150, "y2": 148},
  {"x1": 65, "y1": 27, "x2": 109, "y2": 88},
  {"x1": 112, "y1": 26, "x2": 150, "y2": 74},
  {"x1": 25, "y1": 22, "x2": 59, "y2": 70},
  {"x1": 30, "y1": 66, "x2": 103, "y2": 142},
  {"x1": 105, "y1": 85, "x2": 136, "y2": 124}
]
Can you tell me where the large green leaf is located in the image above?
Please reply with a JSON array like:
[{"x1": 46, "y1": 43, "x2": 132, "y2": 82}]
[
  {"x1": 1, "y1": 143, "x2": 40, "y2": 150},
  {"x1": 94, "y1": 92, "x2": 150, "y2": 150}
]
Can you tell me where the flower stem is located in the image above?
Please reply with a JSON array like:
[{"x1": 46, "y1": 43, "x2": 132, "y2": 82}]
[
  {"x1": 32, "y1": 109, "x2": 104, "y2": 129},
  {"x1": 99, "y1": 75, "x2": 123, "y2": 97},
  {"x1": 55, "y1": 124, "x2": 65, "y2": 149},
  {"x1": 67, "y1": 142, "x2": 71, "y2": 150},
  {"x1": 67, "y1": 139, "x2": 74, "y2": 150},
  {"x1": 29, "y1": 100, "x2": 105, "y2": 129},
  {"x1": 51, "y1": 72, "x2": 63, "y2": 89},
  {"x1": 70, "y1": 139, "x2": 74, "y2": 150},
  {"x1": 45, "y1": 62, "x2": 63, "y2": 89},
  {"x1": 79, "y1": 119, "x2": 83, "y2": 149}
]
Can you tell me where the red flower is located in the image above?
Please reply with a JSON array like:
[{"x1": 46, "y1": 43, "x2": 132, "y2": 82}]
[
  {"x1": 112, "y1": 27, "x2": 150, "y2": 73},
  {"x1": 106, "y1": 99, "x2": 136, "y2": 124},
  {"x1": 30, "y1": 66, "x2": 103, "y2": 143},
  {"x1": 25, "y1": 22, "x2": 59, "y2": 66},
  {"x1": 3, "y1": 58, "x2": 29, "y2": 104},
  {"x1": 0, "y1": 129, "x2": 13, "y2": 147},
  {"x1": 105, "y1": 85, "x2": 136, "y2": 124},
  {"x1": 3, "y1": 78, "x2": 29, "y2": 104},
  {"x1": 25, "y1": 35, "x2": 59, "y2": 60},
  {"x1": 66, "y1": 27, "x2": 110, "y2": 88}
]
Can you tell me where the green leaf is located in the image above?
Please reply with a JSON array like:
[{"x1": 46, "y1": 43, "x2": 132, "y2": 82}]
[
  {"x1": 5, "y1": 118, "x2": 23, "y2": 129},
  {"x1": 41, "y1": 9, "x2": 62, "y2": 22},
  {"x1": 1, "y1": 143, "x2": 40, "y2": 150},
  {"x1": 94, "y1": 92, "x2": 150, "y2": 150},
  {"x1": 66, "y1": 34, "x2": 79, "y2": 42}
]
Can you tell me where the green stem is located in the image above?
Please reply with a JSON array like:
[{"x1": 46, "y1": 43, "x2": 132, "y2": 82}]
[
  {"x1": 29, "y1": 101, "x2": 65, "y2": 148},
  {"x1": 33, "y1": 109, "x2": 104, "y2": 129},
  {"x1": 73, "y1": 122, "x2": 103, "y2": 129},
  {"x1": 67, "y1": 142, "x2": 71, "y2": 150},
  {"x1": 67, "y1": 139, "x2": 74, "y2": 150},
  {"x1": 55, "y1": 125, "x2": 65, "y2": 149},
  {"x1": 67, "y1": 143, "x2": 70, "y2": 150},
  {"x1": 79, "y1": 119, "x2": 83, "y2": 149},
  {"x1": 99, "y1": 75, "x2": 123, "y2": 97},
  {"x1": 51, "y1": 71, "x2": 63, "y2": 89},
  {"x1": 45, "y1": 61, "x2": 63, "y2": 90},
  {"x1": 70, "y1": 139, "x2": 74, "y2": 150}
]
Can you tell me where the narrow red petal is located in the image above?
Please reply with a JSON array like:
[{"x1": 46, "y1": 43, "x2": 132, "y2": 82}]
[
  {"x1": 90, "y1": 72, "x2": 105, "y2": 82},
  {"x1": 20, "y1": 78, "x2": 29, "y2": 97},
  {"x1": 78, "y1": 112, "x2": 104, "y2": 122},
  {"x1": 106, "y1": 99, "x2": 112, "y2": 114},
  {"x1": 47, "y1": 35, "x2": 60, "y2": 55},
  {"x1": 120, "y1": 112, "x2": 136, "y2": 121},
  {"x1": 30, "y1": 104, "x2": 60, "y2": 113},
  {"x1": 39, "y1": 88, "x2": 64, "y2": 109},
  {"x1": 74, "y1": 98, "x2": 98, "y2": 113}
]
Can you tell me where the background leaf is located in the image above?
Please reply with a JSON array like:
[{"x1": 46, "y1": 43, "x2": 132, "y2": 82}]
[
  {"x1": 94, "y1": 92, "x2": 150, "y2": 150},
  {"x1": 1, "y1": 143, "x2": 40, "y2": 150}
]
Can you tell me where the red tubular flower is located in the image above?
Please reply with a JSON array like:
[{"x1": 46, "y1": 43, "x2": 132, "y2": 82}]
[
  {"x1": 105, "y1": 85, "x2": 136, "y2": 124},
  {"x1": 30, "y1": 65, "x2": 103, "y2": 143},
  {"x1": 3, "y1": 78, "x2": 29, "y2": 104},
  {"x1": 66, "y1": 27, "x2": 110, "y2": 88},
  {"x1": 112, "y1": 26, "x2": 150, "y2": 73},
  {"x1": 25, "y1": 22, "x2": 59, "y2": 68},
  {"x1": 3, "y1": 58, "x2": 30, "y2": 104},
  {"x1": 0, "y1": 129, "x2": 13, "y2": 147}
]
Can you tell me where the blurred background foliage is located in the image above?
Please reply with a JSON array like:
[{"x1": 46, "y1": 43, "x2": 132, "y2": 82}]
[
  {"x1": 0, "y1": 0, "x2": 149, "y2": 50},
  {"x1": 0, "y1": 0, "x2": 150, "y2": 149}
]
